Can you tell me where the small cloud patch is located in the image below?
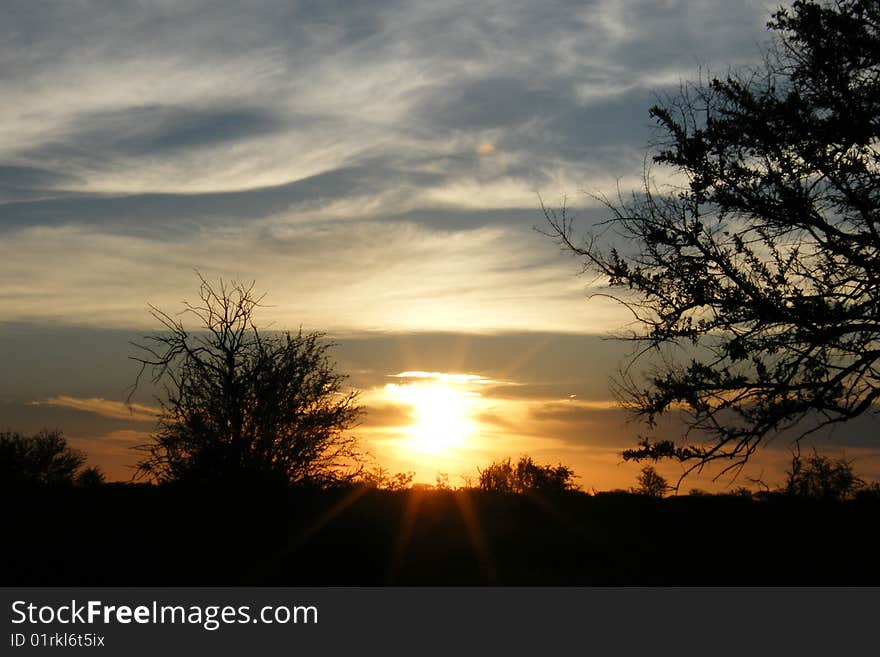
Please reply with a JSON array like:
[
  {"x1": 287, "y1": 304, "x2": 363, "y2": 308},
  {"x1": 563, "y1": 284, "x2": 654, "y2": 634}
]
[{"x1": 476, "y1": 141, "x2": 496, "y2": 156}]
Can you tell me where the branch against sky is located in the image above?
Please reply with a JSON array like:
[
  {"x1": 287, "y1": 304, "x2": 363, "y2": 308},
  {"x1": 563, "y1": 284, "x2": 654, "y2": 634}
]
[
  {"x1": 546, "y1": 0, "x2": 880, "y2": 479},
  {"x1": 130, "y1": 273, "x2": 364, "y2": 486}
]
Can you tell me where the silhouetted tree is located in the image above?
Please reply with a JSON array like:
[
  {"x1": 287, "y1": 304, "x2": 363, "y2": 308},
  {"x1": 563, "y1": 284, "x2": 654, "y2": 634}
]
[
  {"x1": 358, "y1": 467, "x2": 414, "y2": 491},
  {"x1": 632, "y1": 466, "x2": 669, "y2": 498},
  {"x1": 76, "y1": 465, "x2": 106, "y2": 487},
  {"x1": 130, "y1": 274, "x2": 363, "y2": 486},
  {"x1": 783, "y1": 447, "x2": 865, "y2": 500},
  {"x1": 546, "y1": 0, "x2": 880, "y2": 476},
  {"x1": 0, "y1": 429, "x2": 87, "y2": 486},
  {"x1": 479, "y1": 457, "x2": 516, "y2": 492},
  {"x1": 478, "y1": 456, "x2": 578, "y2": 493}
]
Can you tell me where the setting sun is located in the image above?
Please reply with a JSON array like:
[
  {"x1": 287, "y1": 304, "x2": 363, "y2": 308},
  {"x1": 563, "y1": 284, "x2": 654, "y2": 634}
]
[{"x1": 384, "y1": 373, "x2": 481, "y2": 455}]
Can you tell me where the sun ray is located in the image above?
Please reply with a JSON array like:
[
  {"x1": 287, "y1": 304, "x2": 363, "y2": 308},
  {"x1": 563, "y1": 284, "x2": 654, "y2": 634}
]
[
  {"x1": 453, "y1": 490, "x2": 498, "y2": 584},
  {"x1": 386, "y1": 487, "x2": 426, "y2": 584}
]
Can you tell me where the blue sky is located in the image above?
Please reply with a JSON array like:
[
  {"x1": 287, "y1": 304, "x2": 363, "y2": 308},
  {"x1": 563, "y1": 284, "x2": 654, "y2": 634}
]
[{"x1": 6, "y1": 0, "x2": 876, "y2": 488}]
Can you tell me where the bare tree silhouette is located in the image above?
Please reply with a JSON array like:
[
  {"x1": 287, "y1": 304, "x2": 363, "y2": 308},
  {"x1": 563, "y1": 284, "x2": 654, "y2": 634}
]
[
  {"x1": 545, "y1": 0, "x2": 880, "y2": 477},
  {"x1": 130, "y1": 273, "x2": 363, "y2": 486}
]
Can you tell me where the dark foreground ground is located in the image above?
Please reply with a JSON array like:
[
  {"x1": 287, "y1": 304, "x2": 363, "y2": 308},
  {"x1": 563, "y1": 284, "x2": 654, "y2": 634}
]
[{"x1": 3, "y1": 484, "x2": 878, "y2": 585}]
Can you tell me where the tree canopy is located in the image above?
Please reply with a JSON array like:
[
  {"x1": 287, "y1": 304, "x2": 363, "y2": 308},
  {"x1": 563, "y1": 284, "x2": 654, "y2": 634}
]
[
  {"x1": 784, "y1": 447, "x2": 866, "y2": 500},
  {"x1": 546, "y1": 0, "x2": 880, "y2": 476},
  {"x1": 478, "y1": 456, "x2": 578, "y2": 493},
  {"x1": 131, "y1": 274, "x2": 363, "y2": 486},
  {"x1": 632, "y1": 466, "x2": 670, "y2": 498},
  {"x1": 0, "y1": 429, "x2": 90, "y2": 486}
]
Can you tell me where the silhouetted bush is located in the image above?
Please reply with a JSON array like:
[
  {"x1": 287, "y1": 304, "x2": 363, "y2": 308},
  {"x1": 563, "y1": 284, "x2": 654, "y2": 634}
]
[
  {"x1": 632, "y1": 466, "x2": 669, "y2": 498},
  {"x1": 0, "y1": 429, "x2": 87, "y2": 486},
  {"x1": 478, "y1": 456, "x2": 578, "y2": 493},
  {"x1": 130, "y1": 274, "x2": 363, "y2": 487},
  {"x1": 76, "y1": 465, "x2": 106, "y2": 487},
  {"x1": 358, "y1": 467, "x2": 414, "y2": 491},
  {"x1": 783, "y1": 450, "x2": 865, "y2": 501}
]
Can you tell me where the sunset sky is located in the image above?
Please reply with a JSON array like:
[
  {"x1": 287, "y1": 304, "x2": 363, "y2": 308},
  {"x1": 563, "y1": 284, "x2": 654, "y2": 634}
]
[{"x1": 3, "y1": 0, "x2": 878, "y2": 490}]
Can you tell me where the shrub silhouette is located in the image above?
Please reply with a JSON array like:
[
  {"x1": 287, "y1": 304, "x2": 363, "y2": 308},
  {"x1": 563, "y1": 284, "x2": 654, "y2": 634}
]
[
  {"x1": 130, "y1": 274, "x2": 363, "y2": 487},
  {"x1": 633, "y1": 466, "x2": 669, "y2": 498},
  {"x1": 478, "y1": 456, "x2": 577, "y2": 493},
  {"x1": 359, "y1": 467, "x2": 414, "y2": 491},
  {"x1": 0, "y1": 429, "x2": 87, "y2": 486},
  {"x1": 76, "y1": 465, "x2": 106, "y2": 487},
  {"x1": 783, "y1": 449, "x2": 865, "y2": 501}
]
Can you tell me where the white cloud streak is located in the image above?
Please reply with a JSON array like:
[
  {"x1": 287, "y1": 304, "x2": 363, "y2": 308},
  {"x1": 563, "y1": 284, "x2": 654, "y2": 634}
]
[
  {"x1": 30, "y1": 396, "x2": 159, "y2": 423},
  {"x1": 0, "y1": 217, "x2": 632, "y2": 332}
]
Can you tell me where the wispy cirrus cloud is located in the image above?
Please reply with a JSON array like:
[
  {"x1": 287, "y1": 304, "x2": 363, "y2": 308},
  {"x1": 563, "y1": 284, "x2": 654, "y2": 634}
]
[
  {"x1": 0, "y1": 0, "x2": 772, "y2": 333},
  {"x1": 0, "y1": 0, "x2": 769, "y2": 200},
  {"x1": 0, "y1": 220, "x2": 632, "y2": 333},
  {"x1": 30, "y1": 396, "x2": 159, "y2": 423}
]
